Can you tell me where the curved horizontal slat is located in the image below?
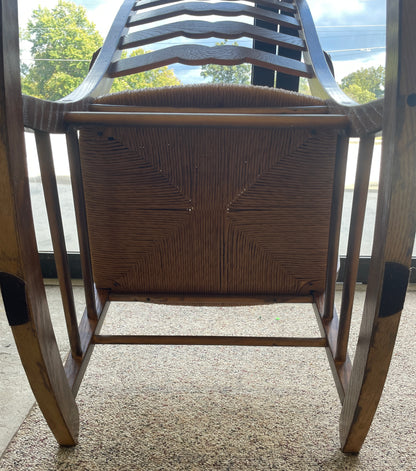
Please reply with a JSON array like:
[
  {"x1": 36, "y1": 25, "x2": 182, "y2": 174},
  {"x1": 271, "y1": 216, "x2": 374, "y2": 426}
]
[
  {"x1": 64, "y1": 111, "x2": 348, "y2": 128},
  {"x1": 121, "y1": 20, "x2": 305, "y2": 50},
  {"x1": 128, "y1": 2, "x2": 300, "y2": 29},
  {"x1": 133, "y1": 0, "x2": 297, "y2": 14},
  {"x1": 110, "y1": 44, "x2": 311, "y2": 77}
]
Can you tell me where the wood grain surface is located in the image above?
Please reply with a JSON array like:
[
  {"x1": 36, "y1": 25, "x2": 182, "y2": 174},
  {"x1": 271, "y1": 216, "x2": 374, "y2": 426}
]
[
  {"x1": 128, "y1": 2, "x2": 300, "y2": 29},
  {"x1": 109, "y1": 44, "x2": 311, "y2": 78},
  {"x1": 121, "y1": 20, "x2": 305, "y2": 50},
  {"x1": 133, "y1": 0, "x2": 297, "y2": 13}
]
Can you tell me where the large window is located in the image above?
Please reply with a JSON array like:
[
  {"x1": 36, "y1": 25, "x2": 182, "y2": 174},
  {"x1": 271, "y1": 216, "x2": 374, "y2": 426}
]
[{"x1": 22, "y1": 0, "x2": 409, "y2": 282}]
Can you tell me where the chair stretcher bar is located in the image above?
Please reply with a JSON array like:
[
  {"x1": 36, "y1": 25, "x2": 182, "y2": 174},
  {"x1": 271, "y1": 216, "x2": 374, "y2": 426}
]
[{"x1": 65, "y1": 111, "x2": 349, "y2": 128}]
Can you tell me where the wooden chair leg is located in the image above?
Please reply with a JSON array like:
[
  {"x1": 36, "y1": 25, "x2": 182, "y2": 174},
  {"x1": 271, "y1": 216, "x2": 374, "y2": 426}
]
[
  {"x1": 341, "y1": 0, "x2": 416, "y2": 453},
  {"x1": 1, "y1": 273, "x2": 79, "y2": 446},
  {"x1": 0, "y1": 0, "x2": 79, "y2": 446},
  {"x1": 339, "y1": 263, "x2": 408, "y2": 453}
]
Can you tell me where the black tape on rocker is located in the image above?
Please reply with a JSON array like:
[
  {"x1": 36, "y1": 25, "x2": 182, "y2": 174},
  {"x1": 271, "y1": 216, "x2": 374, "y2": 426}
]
[
  {"x1": 379, "y1": 262, "x2": 409, "y2": 318},
  {"x1": 0, "y1": 272, "x2": 29, "y2": 326}
]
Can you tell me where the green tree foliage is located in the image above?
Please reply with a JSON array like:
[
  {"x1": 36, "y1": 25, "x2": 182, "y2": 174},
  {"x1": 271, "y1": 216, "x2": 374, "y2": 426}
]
[
  {"x1": 200, "y1": 41, "x2": 251, "y2": 85},
  {"x1": 298, "y1": 77, "x2": 311, "y2": 95},
  {"x1": 21, "y1": 1, "x2": 181, "y2": 101},
  {"x1": 340, "y1": 65, "x2": 385, "y2": 104},
  {"x1": 21, "y1": 1, "x2": 103, "y2": 100}
]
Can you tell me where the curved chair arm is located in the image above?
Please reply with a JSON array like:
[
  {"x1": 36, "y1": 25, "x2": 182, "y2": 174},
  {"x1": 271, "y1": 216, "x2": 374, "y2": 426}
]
[{"x1": 296, "y1": 0, "x2": 383, "y2": 136}]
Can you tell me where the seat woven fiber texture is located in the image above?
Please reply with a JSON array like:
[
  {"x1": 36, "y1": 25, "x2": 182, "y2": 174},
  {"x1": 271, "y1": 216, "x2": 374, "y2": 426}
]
[{"x1": 80, "y1": 85, "x2": 339, "y2": 297}]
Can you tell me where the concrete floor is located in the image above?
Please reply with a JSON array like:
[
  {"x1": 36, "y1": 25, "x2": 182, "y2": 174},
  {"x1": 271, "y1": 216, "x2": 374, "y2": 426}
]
[{"x1": 1, "y1": 283, "x2": 415, "y2": 456}]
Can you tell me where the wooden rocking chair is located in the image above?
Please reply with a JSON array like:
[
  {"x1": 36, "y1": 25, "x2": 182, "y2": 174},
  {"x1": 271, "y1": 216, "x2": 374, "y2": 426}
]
[{"x1": 1, "y1": 0, "x2": 415, "y2": 454}]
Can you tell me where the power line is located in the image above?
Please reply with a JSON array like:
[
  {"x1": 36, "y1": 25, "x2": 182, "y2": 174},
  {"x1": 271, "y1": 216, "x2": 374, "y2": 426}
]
[
  {"x1": 327, "y1": 46, "x2": 385, "y2": 53},
  {"x1": 22, "y1": 58, "x2": 91, "y2": 62},
  {"x1": 316, "y1": 25, "x2": 384, "y2": 28}
]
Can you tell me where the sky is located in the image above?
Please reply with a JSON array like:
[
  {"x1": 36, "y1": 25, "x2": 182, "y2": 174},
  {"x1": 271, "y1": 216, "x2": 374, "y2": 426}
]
[
  {"x1": 308, "y1": 0, "x2": 386, "y2": 78},
  {"x1": 308, "y1": 0, "x2": 385, "y2": 26},
  {"x1": 17, "y1": 0, "x2": 387, "y2": 82}
]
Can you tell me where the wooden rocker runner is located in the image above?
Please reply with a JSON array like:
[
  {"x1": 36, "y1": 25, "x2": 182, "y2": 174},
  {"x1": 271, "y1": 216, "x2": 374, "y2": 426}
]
[{"x1": 0, "y1": 0, "x2": 415, "y2": 453}]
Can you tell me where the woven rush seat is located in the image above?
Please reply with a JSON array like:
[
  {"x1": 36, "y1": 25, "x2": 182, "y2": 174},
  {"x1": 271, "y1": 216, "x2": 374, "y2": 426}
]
[{"x1": 80, "y1": 85, "x2": 337, "y2": 297}]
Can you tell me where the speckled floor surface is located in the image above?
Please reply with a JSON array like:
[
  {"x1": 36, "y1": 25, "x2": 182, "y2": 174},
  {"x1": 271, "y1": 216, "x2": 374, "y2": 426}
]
[{"x1": 1, "y1": 286, "x2": 415, "y2": 470}]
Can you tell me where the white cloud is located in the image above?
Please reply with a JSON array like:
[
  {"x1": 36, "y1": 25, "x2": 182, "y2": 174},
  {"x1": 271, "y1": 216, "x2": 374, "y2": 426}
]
[
  {"x1": 18, "y1": 0, "x2": 59, "y2": 29},
  {"x1": 333, "y1": 51, "x2": 385, "y2": 79},
  {"x1": 308, "y1": 0, "x2": 385, "y2": 25},
  {"x1": 308, "y1": 0, "x2": 366, "y2": 22},
  {"x1": 87, "y1": 1, "x2": 127, "y2": 37},
  {"x1": 17, "y1": 0, "x2": 117, "y2": 37}
]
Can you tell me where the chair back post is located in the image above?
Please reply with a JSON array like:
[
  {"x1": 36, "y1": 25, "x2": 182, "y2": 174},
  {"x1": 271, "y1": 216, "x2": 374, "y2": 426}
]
[{"x1": 0, "y1": 0, "x2": 79, "y2": 445}]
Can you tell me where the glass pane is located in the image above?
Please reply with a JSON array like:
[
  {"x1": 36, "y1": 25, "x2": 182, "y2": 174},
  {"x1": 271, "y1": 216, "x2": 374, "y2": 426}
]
[
  {"x1": 339, "y1": 139, "x2": 381, "y2": 257},
  {"x1": 22, "y1": 1, "x2": 415, "y2": 260},
  {"x1": 26, "y1": 133, "x2": 79, "y2": 253}
]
